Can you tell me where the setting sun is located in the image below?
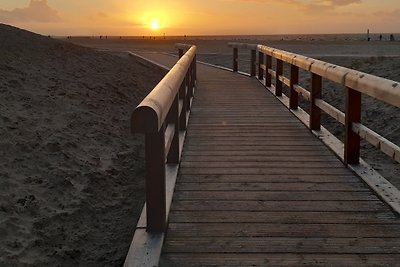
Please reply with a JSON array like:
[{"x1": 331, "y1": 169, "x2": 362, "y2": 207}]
[{"x1": 150, "y1": 19, "x2": 160, "y2": 30}]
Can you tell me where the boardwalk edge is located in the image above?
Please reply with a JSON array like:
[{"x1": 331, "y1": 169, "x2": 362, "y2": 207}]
[{"x1": 263, "y1": 82, "x2": 400, "y2": 215}]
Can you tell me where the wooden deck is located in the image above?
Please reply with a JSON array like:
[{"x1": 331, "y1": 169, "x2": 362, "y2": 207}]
[{"x1": 134, "y1": 53, "x2": 400, "y2": 266}]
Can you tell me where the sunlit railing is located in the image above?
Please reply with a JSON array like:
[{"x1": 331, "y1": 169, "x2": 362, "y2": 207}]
[
  {"x1": 131, "y1": 44, "x2": 197, "y2": 232},
  {"x1": 228, "y1": 42, "x2": 400, "y2": 166}
]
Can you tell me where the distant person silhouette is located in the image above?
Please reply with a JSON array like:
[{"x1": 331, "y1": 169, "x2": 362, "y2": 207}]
[
  {"x1": 379, "y1": 34, "x2": 383, "y2": 41},
  {"x1": 390, "y1": 34, "x2": 395, "y2": 41}
]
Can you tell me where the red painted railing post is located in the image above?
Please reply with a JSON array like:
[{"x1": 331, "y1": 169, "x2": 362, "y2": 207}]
[
  {"x1": 266, "y1": 55, "x2": 272, "y2": 87},
  {"x1": 344, "y1": 87, "x2": 361, "y2": 164},
  {"x1": 179, "y1": 80, "x2": 187, "y2": 131},
  {"x1": 310, "y1": 73, "x2": 322, "y2": 130},
  {"x1": 290, "y1": 64, "x2": 299, "y2": 110},
  {"x1": 258, "y1": 51, "x2": 264, "y2": 81},
  {"x1": 275, "y1": 59, "x2": 283, "y2": 96},
  {"x1": 145, "y1": 127, "x2": 166, "y2": 232},
  {"x1": 167, "y1": 95, "x2": 180, "y2": 164}
]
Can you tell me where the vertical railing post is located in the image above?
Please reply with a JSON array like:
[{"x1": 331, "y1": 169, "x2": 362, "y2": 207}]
[
  {"x1": 250, "y1": 49, "x2": 256, "y2": 77},
  {"x1": 258, "y1": 51, "x2": 264, "y2": 81},
  {"x1": 310, "y1": 73, "x2": 322, "y2": 130},
  {"x1": 179, "y1": 80, "x2": 187, "y2": 131},
  {"x1": 290, "y1": 64, "x2": 299, "y2": 110},
  {"x1": 167, "y1": 95, "x2": 180, "y2": 164},
  {"x1": 185, "y1": 72, "x2": 191, "y2": 109},
  {"x1": 233, "y1": 47, "x2": 238, "y2": 72},
  {"x1": 145, "y1": 126, "x2": 166, "y2": 232},
  {"x1": 193, "y1": 54, "x2": 197, "y2": 83},
  {"x1": 344, "y1": 87, "x2": 361, "y2": 165},
  {"x1": 188, "y1": 64, "x2": 194, "y2": 99},
  {"x1": 266, "y1": 55, "x2": 272, "y2": 87},
  {"x1": 275, "y1": 59, "x2": 283, "y2": 96},
  {"x1": 178, "y1": 49, "x2": 183, "y2": 59}
]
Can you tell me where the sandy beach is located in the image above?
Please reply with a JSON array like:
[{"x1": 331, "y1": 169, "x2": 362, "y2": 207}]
[
  {"x1": 1, "y1": 24, "x2": 399, "y2": 266},
  {"x1": 0, "y1": 24, "x2": 166, "y2": 266}
]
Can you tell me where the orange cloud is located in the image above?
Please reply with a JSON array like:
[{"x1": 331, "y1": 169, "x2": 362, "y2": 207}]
[
  {"x1": 0, "y1": 0, "x2": 60, "y2": 23},
  {"x1": 237, "y1": 0, "x2": 362, "y2": 8}
]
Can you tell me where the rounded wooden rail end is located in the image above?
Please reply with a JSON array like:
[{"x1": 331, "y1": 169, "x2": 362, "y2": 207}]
[
  {"x1": 131, "y1": 45, "x2": 197, "y2": 133},
  {"x1": 131, "y1": 105, "x2": 159, "y2": 134}
]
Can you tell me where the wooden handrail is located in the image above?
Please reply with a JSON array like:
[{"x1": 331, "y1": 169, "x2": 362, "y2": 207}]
[
  {"x1": 229, "y1": 42, "x2": 400, "y2": 166},
  {"x1": 131, "y1": 44, "x2": 197, "y2": 232}
]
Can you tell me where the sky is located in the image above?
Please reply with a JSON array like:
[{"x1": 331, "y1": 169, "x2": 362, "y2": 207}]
[{"x1": 0, "y1": 0, "x2": 399, "y2": 36}]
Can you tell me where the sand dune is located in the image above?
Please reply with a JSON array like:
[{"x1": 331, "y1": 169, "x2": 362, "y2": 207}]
[{"x1": 0, "y1": 24, "x2": 166, "y2": 266}]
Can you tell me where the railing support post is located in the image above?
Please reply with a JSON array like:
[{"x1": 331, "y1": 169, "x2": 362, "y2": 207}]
[
  {"x1": 310, "y1": 73, "x2": 322, "y2": 130},
  {"x1": 193, "y1": 54, "x2": 197, "y2": 83},
  {"x1": 179, "y1": 80, "x2": 187, "y2": 131},
  {"x1": 250, "y1": 49, "x2": 256, "y2": 77},
  {"x1": 275, "y1": 59, "x2": 283, "y2": 96},
  {"x1": 167, "y1": 95, "x2": 180, "y2": 164},
  {"x1": 233, "y1": 48, "x2": 238, "y2": 72},
  {"x1": 290, "y1": 65, "x2": 299, "y2": 110},
  {"x1": 344, "y1": 87, "x2": 361, "y2": 165},
  {"x1": 258, "y1": 51, "x2": 264, "y2": 81},
  {"x1": 145, "y1": 126, "x2": 166, "y2": 232},
  {"x1": 266, "y1": 55, "x2": 272, "y2": 87},
  {"x1": 186, "y1": 72, "x2": 192, "y2": 108}
]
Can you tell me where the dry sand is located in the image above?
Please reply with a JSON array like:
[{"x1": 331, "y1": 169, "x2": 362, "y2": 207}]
[
  {"x1": 70, "y1": 36, "x2": 400, "y2": 187},
  {"x1": 0, "y1": 24, "x2": 166, "y2": 266}
]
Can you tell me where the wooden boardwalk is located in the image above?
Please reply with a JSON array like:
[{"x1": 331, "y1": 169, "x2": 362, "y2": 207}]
[{"x1": 134, "y1": 53, "x2": 400, "y2": 266}]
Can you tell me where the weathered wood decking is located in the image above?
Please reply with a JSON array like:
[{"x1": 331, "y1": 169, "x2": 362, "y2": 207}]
[{"x1": 134, "y1": 52, "x2": 400, "y2": 266}]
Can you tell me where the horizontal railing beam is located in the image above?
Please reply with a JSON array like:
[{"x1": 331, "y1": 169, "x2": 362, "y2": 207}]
[
  {"x1": 255, "y1": 44, "x2": 400, "y2": 107},
  {"x1": 353, "y1": 123, "x2": 400, "y2": 163},
  {"x1": 315, "y1": 99, "x2": 346, "y2": 125},
  {"x1": 132, "y1": 46, "x2": 197, "y2": 133},
  {"x1": 293, "y1": 84, "x2": 311, "y2": 101}
]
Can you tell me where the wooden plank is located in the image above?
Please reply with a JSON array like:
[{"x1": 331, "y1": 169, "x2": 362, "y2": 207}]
[
  {"x1": 171, "y1": 200, "x2": 386, "y2": 212},
  {"x1": 179, "y1": 167, "x2": 354, "y2": 175},
  {"x1": 352, "y1": 122, "x2": 400, "y2": 163},
  {"x1": 161, "y1": 253, "x2": 400, "y2": 267},
  {"x1": 315, "y1": 98, "x2": 345, "y2": 125},
  {"x1": 293, "y1": 84, "x2": 311, "y2": 101},
  {"x1": 168, "y1": 211, "x2": 400, "y2": 224},
  {"x1": 174, "y1": 191, "x2": 377, "y2": 201},
  {"x1": 182, "y1": 150, "x2": 335, "y2": 156},
  {"x1": 177, "y1": 174, "x2": 361, "y2": 183},
  {"x1": 275, "y1": 59, "x2": 283, "y2": 96},
  {"x1": 180, "y1": 161, "x2": 347, "y2": 169},
  {"x1": 164, "y1": 123, "x2": 175, "y2": 158},
  {"x1": 166, "y1": 222, "x2": 400, "y2": 238},
  {"x1": 290, "y1": 64, "x2": 299, "y2": 109},
  {"x1": 174, "y1": 182, "x2": 369, "y2": 192},
  {"x1": 163, "y1": 237, "x2": 400, "y2": 254},
  {"x1": 182, "y1": 155, "x2": 340, "y2": 162},
  {"x1": 310, "y1": 73, "x2": 322, "y2": 130},
  {"x1": 124, "y1": 230, "x2": 164, "y2": 267},
  {"x1": 344, "y1": 87, "x2": 361, "y2": 164},
  {"x1": 183, "y1": 145, "x2": 335, "y2": 152}
]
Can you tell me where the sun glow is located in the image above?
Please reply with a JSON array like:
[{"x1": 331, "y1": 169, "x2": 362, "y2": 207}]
[{"x1": 150, "y1": 19, "x2": 160, "y2": 30}]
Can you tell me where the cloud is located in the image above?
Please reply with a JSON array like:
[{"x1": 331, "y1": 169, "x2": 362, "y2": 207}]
[
  {"x1": 324, "y1": 0, "x2": 362, "y2": 6},
  {"x1": 0, "y1": 0, "x2": 61, "y2": 23},
  {"x1": 235, "y1": 0, "x2": 362, "y2": 8}
]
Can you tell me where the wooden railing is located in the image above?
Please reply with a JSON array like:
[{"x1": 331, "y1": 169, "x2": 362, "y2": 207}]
[
  {"x1": 131, "y1": 44, "x2": 197, "y2": 232},
  {"x1": 228, "y1": 42, "x2": 400, "y2": 166}
]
